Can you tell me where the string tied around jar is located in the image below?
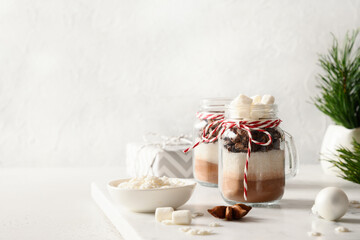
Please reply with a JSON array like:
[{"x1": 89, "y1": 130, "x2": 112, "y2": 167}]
[
  {"x1": 183, "y1": 112, "x2": 225, "y2": 152},
  {"x1": 184, "y1": 118, "x2": 282, "y2": 201}
]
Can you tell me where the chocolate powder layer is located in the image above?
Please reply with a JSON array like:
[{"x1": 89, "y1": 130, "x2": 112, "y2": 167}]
[
  {"x1": 194, "y1": 158, "x2": 218, "y2": 184},
  {"x1": 222, "y1": 177, "x2": 285, "y2": 203}
]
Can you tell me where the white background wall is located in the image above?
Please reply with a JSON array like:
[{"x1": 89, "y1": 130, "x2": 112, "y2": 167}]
[{"x1": 0, "y1": 0, "x2": 359, "y2": 167}]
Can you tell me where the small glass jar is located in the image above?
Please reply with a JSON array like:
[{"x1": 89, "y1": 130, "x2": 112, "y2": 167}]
[
  {"x1": 219, "y1": 104, "x2": 298, "y2": 205},
  {"x1": 193, "y1": 98, "x2": 231, "y2": 187}
]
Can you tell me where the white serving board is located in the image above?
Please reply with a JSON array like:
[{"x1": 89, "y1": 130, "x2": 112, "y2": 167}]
[{"x1": 91, "y1": 165, "x2": 360, "y2": 240}]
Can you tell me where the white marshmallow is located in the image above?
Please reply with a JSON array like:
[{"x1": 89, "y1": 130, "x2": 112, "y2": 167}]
[
  {"x1": 155, "y1": 207, "x2": 174, "y2": 222},
  {"x1": 231, "y1": 94, "x2": 253, "y2": 106},
  {"x1": 228, "y1": 94, "x2": 252, "y2": 119},
  {"x1": 172, "y1": 210, "x2": 192, "y2": 225},
  {"x1": 251, "y1": 95, "x2": 262, "y2": 104},
  {"x1": 261, "y1": 95, "x2": 275, "y2": 104}
]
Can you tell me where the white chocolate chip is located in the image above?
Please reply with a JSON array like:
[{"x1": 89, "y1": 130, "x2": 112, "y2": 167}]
[
  {"x1": 155, "y1": 207, "x2": 174, "y2": 222},
  {"x1": 307, "y1": 231, "x2": 321, "y2": 237},
  {"x1": 172, "y1": 210, "x2": 192, "y2": 225},
  {"x1": 335, "y1": 226, "x2": 350, "y2": 233},
  {"x1": 208, "y1": 222, "x2": 222, "y2": 227}
]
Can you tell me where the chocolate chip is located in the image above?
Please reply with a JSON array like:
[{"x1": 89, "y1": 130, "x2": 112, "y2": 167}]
[
  {"x1": 234, "y1": 142, "x2": 244, "y2": 150},
  {"x1": 224, "y1": 127, "x2": 282, "y2": 153}
]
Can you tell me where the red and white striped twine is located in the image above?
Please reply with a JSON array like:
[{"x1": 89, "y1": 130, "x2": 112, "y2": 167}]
[
  {"x1": 196, "y1": 112, "x2": 225, "y2": 120},
  {"x1": 184, "y1": 116, "x2": 281, "y2": 202},
  {"x1": 184, "y1": 112, "x2": 225, "y2": 153}
]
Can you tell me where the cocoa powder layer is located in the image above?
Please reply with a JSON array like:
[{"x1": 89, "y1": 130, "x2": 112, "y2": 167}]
[
  {"x1": 222, "y1": 177, "x2": 285, "y2": 203},
  {"x1": 194, "y1": 158, "x2": 218, "y2": 184}
]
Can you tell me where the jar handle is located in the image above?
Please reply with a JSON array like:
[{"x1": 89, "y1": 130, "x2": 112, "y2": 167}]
[{"x1": 284, "y1": 131, "x2": 299, "y2": 179}]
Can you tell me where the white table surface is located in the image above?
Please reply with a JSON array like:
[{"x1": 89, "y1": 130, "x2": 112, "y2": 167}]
[{"x1": 1, "y1": 165, "x2": 360, "y2": 240}]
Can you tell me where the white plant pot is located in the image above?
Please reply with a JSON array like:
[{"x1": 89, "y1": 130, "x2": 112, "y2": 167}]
[{"x1": 320, "y1": 125, "x2": 360, "y2": 176}]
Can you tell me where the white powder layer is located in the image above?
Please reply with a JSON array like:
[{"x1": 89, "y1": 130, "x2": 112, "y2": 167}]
[
  {"x1": 194, "y1": 142, "x2": 219, "y2": 164},
  {"x1": 117, "y1": 175, "x2": 186, "y2": 189},
  {"x1": 222, "y1": 149, "x2": 285, "y2": 181}
]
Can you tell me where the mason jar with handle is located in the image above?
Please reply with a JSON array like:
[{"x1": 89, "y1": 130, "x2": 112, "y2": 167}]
[
  {"x1": 218, "y1": 95, "x2": 298, "y2": 206},
  {"x1": 190, "y1": 98, "x2": 231, "y2": 187}
]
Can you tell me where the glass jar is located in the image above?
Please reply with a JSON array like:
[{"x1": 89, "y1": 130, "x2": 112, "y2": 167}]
[
  {"x1": 219, "y1": 104, "x2": 298, "y2": 205},
  {"x1": 193, "y1": 98, "x2": 231, "y2": 187}
]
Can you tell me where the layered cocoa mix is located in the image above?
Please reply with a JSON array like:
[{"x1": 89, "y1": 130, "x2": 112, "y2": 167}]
[
  {"x1": 194, "y1": 143, "x2": 218, "y2": 184},
  {"x1": 194, "y1": 118, "x2": 222, "y2": 185},
  {"x1": 221, "y1": 128, "x2": 285, "y2": 203}
]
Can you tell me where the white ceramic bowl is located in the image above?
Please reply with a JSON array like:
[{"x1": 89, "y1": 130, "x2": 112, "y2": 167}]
[{"x1": 107, "y1": 178, "x2": 197, "y2": 212}]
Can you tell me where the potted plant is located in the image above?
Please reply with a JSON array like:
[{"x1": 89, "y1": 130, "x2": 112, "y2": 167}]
[
  {"x1": 314, "y1": 30, "x2": 360, "y2": 176},
  {"x1": 329, "y1": 140, "x2": 360, "y2": 184}
]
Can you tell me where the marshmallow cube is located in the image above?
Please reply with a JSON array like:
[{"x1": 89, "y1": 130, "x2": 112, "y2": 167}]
[
  {"x1": 251, "y1": 95, "x2": 262, "y2": 104},
  {"x1": 155, "y1": 207, "x2": 174, "y2": 222},
  {"x1": 172, "y1": 210, "x2": 192, "y2": 225},
  {"x1": 233, "y1": 94, "x2": 253, "y2": 105},
  {"x1": 261, "y1": 95, "x2": 275, "y2": 104}
]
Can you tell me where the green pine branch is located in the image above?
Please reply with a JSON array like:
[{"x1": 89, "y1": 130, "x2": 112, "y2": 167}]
[
  {"x1": 313, "y1": 30, "x2": 360, "y2": 129},
  {"x1": 329, "y1": 139, "x2": 360, "y2": 184}
]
